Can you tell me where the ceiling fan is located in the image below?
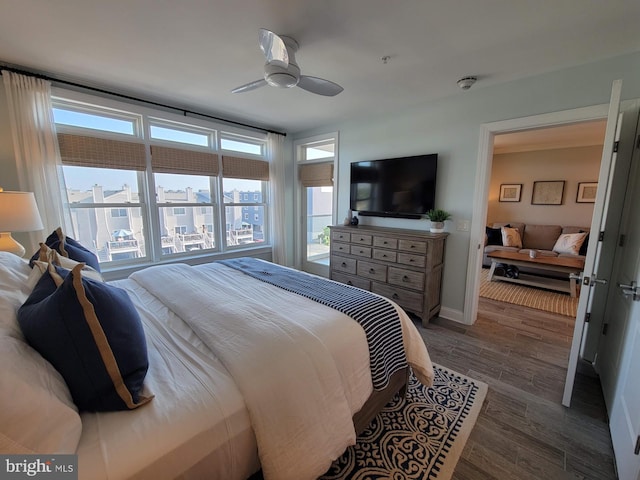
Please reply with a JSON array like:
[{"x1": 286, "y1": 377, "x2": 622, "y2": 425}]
[{"x1": 231, "y1": 29, "x2": 343, "y2": 97}]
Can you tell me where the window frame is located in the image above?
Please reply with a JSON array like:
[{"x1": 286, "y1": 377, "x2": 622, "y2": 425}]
[{"x1": 52, "y1": 89, "x2": 271, "y2": 274}]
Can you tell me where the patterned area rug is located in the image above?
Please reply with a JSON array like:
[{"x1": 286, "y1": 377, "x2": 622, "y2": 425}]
[
  {"x1": 319, "y1": 365, "x2": 488, "y2": 480},
  {"x1": 479, "y1": 268, "x2": 578, "y2": 317}
]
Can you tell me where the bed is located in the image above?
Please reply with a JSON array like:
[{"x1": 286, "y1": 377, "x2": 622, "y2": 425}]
[{"x1": 0, "y1": 250, "x2": 434, "y2": 480}]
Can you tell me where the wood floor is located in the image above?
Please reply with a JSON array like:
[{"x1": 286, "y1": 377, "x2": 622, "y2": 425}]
[{"x1": 419, "y1": 297, "x2": 617, "y2": 480}]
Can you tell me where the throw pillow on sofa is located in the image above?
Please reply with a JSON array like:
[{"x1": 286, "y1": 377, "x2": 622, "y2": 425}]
[
  {"x1": 553, "y1": 232, "x2": 588, "y2": 255},
  {"x1": 501, "y1": 226, "x2": 522, "y2": 248},
  {"x1": 485, "y1": 226, "x2": 503, "y2": 246}
]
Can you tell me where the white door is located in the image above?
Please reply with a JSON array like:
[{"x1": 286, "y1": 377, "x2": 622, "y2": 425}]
[
  {"x1": 562, "y1": 80, "x2": 623, "y2": 407},
  {"x1": 601, "y1": 105, "x2": 640, "y2": 480}
]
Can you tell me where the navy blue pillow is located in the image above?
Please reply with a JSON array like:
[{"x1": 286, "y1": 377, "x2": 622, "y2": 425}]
[
  {"x1": 579, "y1": 231, "x2": 589, "y2": 256},
  {"x1": 486, "y1": 226, "x2": 503, "y2": 246},
  {"x1": 30, "y1": 228, "x2": 101, "y2": 272},
  {"x1": 18, "y1": 264, "x2": 152, "y2": 412}
]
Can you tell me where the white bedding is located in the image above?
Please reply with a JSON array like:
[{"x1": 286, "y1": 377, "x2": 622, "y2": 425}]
[{"x1": 1, "y1": 255, "x2": 434, "y2": 480}]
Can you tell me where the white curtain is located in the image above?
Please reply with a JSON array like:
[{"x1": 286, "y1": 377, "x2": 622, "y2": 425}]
[
  {"x1": 2, "y1": 71, "x2": 70, "y2": 251},
  {"x1": 268, "y1": 132, "x2": 287, "y2": 265}
]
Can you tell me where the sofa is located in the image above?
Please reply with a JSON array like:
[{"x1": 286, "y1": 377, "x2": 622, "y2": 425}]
[{"x1": 483, "y1": 222, "x2": 590, "y2": 276}]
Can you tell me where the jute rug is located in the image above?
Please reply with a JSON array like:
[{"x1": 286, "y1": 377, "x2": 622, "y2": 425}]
[
  {"x1": 479, "y1": 268, "x2": 578, "y2": 317},
  {"x1": 320, "y1": 365, "x2": 488, "y2": 480}
]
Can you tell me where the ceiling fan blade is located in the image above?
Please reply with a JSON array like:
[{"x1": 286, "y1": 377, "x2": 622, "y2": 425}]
[
  {"x1": 231, "y1": 79, "x2": 268, "y2": 94},
  {"x1": 297, "y1": 76, "x2": 344, "y2": 96},
  {"x1": 259, "y1": 28, "x2": 288, "y2": 68}
]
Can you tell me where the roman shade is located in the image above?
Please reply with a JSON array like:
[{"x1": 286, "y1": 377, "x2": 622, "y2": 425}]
[
  {"x1": 57, "y1": 133, "x2": 146, "y2": 171},
  {"x1": 222, "y1": 155, "x2": 269, "y2": 181},
  {"x1": 299, "y1": 163, "x2": 333, "y2": 187},
  {"x1": 150, "y1": 145, "x2": 219, "y2": 176}
]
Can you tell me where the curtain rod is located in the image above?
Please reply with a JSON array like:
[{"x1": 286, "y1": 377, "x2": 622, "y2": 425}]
[{"x1": 0, "y1": 64, "x2": 286, "y2": 137}]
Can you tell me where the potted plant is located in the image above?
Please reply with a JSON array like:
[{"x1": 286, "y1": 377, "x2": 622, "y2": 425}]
[{"x1": 426, "y1": 209, "x2": 451, "y2": 233}]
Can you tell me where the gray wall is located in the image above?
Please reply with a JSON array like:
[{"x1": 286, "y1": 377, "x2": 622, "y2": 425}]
[{"x1": 293, "y1": 51, "x2": 640, "y2": 318}]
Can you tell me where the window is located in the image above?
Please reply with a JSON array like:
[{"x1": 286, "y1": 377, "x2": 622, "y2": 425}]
[
  {"x1": 295, "y1": 134, "x2": 337, "y2": 275},
  {"x1": 53, "y1": 94, "x2": 270, "y2": 268}
]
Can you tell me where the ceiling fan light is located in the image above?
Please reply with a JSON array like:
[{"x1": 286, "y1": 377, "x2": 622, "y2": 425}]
[{"x1": 266, "y1": 72, "x2": 298, "y2": 88}]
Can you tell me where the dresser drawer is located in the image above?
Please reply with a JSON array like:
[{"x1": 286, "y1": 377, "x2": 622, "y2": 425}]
[
  {"x1": 357, "y1": 260, "x2": 387, "y2": 282},
  {"x1": 331, "y1": 255, "x2": 356, "y2": 274},
  {"x1": 351, "y1": 233, "x2": 373, "y2": 246},
  {"x1": 331, "y1": 231, "x2": 351, "y2": 243},
  {"x1": 373, "y1": 249, "x2": 397, "y2": 263},
  {"x1": 398, "y1": 239, "x2": 427, "y2": 254},
  {"x1": 388, "y1": 267, "x2": 425, "y2": 291},
  {"x1": 331, "y1": 271, "x2": 371, "y2": 291},
  {"x1": 397, "y1": 252, "x2": 426, "y2": 268},
  {"x1": 331, "y1": 242, "x2": 350, "y2": 254},
  {"x1": 373, "y1": 236, "x2": 398, "y2": 249},
  {"x1": 371, "y1": 283, "x2": 423, "y2": 313},
  {"x1": 351, "y1": 245, "x2": 372, "y2": 258}
]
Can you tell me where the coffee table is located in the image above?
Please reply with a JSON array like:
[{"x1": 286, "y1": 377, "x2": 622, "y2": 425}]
[{"x1": 487, "y1": 251, "x2": 585, "y2": 297}]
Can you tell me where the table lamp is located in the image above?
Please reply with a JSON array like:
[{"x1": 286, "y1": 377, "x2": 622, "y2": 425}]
[{"x1": 0, "y1": 188, "x2": 44, "y2": 257}]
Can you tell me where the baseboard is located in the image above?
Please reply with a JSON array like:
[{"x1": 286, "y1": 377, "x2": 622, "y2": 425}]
[{"x1": 438, "y1": 306, "x2": 465, "y2": 324}]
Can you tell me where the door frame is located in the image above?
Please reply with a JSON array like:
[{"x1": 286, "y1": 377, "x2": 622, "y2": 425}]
[{"x1": 464, "y1": 104, "x2": 610, "y2": 325}]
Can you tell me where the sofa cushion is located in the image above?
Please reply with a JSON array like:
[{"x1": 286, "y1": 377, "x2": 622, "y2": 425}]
[
  {"x1": 522, "y1": 224, "x2": 562, "y2": 250},
  {"x1": 493, "y1": 222, "x2": 524, "y2": 235}
]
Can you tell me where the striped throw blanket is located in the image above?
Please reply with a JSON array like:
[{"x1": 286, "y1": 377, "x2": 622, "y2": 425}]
[{"x1": 220, "y1": 258, "x2": 408, "y2": 390}]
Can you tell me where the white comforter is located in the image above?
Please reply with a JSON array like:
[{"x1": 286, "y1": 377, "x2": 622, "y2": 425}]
[{"x1": 131, "y1": 261, "x2": 433, "y2": 480}]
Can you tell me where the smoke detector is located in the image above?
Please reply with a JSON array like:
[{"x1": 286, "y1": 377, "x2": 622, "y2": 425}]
[{"x1": 457, "y1": 76, "x2": 477, "y2": 90}]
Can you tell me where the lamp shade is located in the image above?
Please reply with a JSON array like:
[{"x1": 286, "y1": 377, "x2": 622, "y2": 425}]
[{"x1": 0, "y1": 190, "x2": 44, "y2": 232}]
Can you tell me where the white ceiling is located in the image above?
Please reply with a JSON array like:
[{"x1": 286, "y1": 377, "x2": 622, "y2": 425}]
[{"x1": 0, "y1": 0, "x2": 639, "y2": 134}]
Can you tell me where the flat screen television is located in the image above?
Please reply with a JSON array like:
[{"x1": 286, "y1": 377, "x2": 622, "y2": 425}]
[{"x1": 350, "y1": 154, "x2": 437, "y2": 219}]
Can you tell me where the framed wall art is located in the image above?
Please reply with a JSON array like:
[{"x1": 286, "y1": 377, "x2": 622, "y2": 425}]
[
  {"x1": 576, "y1": 182, "x2": 598, "y2": 203},
  {"x1": 531, "y1": 180, "x2": 565, "y2": 205},
  {"x1": 499, "y1": 183, "x2": 522, "y2": 202}
]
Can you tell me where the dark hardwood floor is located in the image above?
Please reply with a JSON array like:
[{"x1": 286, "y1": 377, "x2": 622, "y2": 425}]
[{"x1": 418, "y1": 297, "x2": 617, "y2": 480}]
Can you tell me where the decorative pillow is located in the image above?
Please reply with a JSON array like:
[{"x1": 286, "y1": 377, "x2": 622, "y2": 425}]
[
  {"x1": 501, "y1": 226, "x2": 522, "y2": 248},
  {"x1": 30, "y1": 227, "x2": 101, "y2": 272},
  {"x1": 485, "y1": 226, "x2": 503, "y2": 246},
  {"x1": 0, "y1": 335, "x2": 82, "y2": 454},
  {"x1": 18, "y1": 263, "x2": 152, "y2": 412},
  {"x1": 28, "y1": 245, "x2": 103, "y2": 290},
  {"x1": 0, "y1": 253, "x2": 82, "y2": 454},
  {"x1": 579, "y1": 231, "x2": 590, "y2": 256},
  {"x1": 553, "y1": 232, "x2": 588, "y2": 255}
]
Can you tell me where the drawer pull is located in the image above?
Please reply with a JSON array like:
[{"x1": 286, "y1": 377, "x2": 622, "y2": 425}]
[
  {"x1": 409, "y1": 258, "x2": 415, "y2": 262},
  {"x1": 410, "y1": 245, "x2": 416, "y2": 249},
  {"x1": 347, "y1": 281, "x2": 353, "y2": 286},
  {"x1": 359, "y1": 250, "x2": 364, "y2": 254},
  {"x1": 369, "y1": 268, "x2": 376, "y2": 274},
  {"x1": 392, "y1": 293, "x2": 399, "y2": 300},
  {"x1": 341, "y1": 262, "x2": 347, "y2": 268},
  {"x1": 382, "y1": 254, "x2": 388, "y2": 258},
  {"x1": 383, "y1": 241, "x2": 388, "y2": 244},
  {"x1": 360, "y1": 237, "x2": 365, "y2": 241},
  {"x1": 402, "y1": 275, "x2": 409, "y2": 282}
]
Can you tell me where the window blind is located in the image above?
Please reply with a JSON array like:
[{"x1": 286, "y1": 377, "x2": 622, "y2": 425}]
[
  {"x1": 57, "y1": 133, "x2": 146, "y2": 170},
  {"x1": 150, "y1": 145, "x2": 219, "y2": 176},
  {"x1": 222, "y1": 155, "x2": 269, "y2": 181},
  {"x1": 299, "y1": 163, "x2": 334, "y2": 187}
]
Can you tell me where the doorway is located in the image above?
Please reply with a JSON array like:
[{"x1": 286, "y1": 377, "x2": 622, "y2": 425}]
[{"x1": 478, "y1": 121, "x2": 606, "y2": 317}]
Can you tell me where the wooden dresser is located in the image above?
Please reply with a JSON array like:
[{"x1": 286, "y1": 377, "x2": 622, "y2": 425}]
[{"x1": 329, "y1": 225, "x2": 447, "y2": 325}]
